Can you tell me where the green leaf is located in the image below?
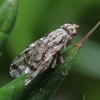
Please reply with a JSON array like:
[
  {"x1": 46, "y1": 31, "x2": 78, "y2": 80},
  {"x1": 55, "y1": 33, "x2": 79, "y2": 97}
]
[{"x1": 0, "y1": 0, "x2": 18, "y2": 57}]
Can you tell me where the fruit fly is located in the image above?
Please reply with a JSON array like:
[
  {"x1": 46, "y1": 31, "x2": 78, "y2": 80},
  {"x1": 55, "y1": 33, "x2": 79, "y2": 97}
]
[{"x1": 10, "y1": 23, "x2": 79, "y2": 85}]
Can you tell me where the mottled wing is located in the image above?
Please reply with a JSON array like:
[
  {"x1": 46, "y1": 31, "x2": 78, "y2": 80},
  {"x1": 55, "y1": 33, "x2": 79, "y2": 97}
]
[
  {"x1": 10, "y1": 38, "x2": 46, "y2": 78},
  {"x1": 24, "y1": 53, "x2": 53, "y2": 85}
]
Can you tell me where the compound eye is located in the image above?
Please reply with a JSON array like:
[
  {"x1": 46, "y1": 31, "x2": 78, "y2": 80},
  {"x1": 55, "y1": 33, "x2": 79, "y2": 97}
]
[
  {"x1": 70, "y1": 28, "x2": 77, "y2": 36},
  {"x1": 72, "y1": 32, "x2": 77, "y2": 36}
]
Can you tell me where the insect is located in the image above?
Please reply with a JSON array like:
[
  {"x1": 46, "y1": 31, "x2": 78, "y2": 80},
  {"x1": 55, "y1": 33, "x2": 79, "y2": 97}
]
[{"x1": 10, "y1": 23, "x2": 79, "y2": 85}]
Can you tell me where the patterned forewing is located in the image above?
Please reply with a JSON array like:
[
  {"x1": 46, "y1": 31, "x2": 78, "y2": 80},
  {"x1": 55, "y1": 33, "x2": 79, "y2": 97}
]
[{"x1": 10, "y1": 38, "x2": 46, "y2": 78}]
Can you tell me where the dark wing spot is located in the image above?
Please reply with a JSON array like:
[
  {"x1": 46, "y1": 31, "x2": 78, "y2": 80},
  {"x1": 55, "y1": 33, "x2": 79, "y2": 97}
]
[
  {"x1": 24, "y1": 48, "x2": 30, "y2": 60},
  {"x1": 24, "y1": 48, "x2": 29, "y2": 55},
  {"x1": 24, "y1": 59, "x2": 27, "y2": 64},
  {"x1": 50, "y1": 35, "x2": 52, "y2": 38},
  {"x1": 30, "y1": 66, "x2": 37, "y2": 71},
  {"x1": 11, "y1": 64, "x2": 18, "y2": 69},
  {"x1": 11, "y1": 64, "x2": 22, "y2": 75},
  {"x1": 18, "y1": 54, "x2": 20, "y2": 58}
]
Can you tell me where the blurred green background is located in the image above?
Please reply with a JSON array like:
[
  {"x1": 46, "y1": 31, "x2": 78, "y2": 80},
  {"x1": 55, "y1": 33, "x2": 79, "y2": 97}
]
[{"x1": 0, "y1": 0, "x2": 100, "y2": 100}]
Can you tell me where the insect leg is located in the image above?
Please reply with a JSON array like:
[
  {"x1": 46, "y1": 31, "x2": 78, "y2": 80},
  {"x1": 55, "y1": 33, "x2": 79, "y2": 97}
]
[
  {"x1": 58, "y1": 52, "x2": 64, "y2": 63},
  {"x1": 57, "y1": 52, "x2": 68, "y2": 75},
  {"x1": 66, "y1": 39, "x2": 72, "y2": 46},
  {"x1": 51, "y1": 55, "x2": 57, "y2": 68},
  {"x1": 62, "y1": 63, "x2": 68, "y2": 75},
  {"x1": 57, "y1": 64, "x2": 68, "y2": 75},
  {"x1": 58, "y1": 66, "x2": 66, "y2": 75}
]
